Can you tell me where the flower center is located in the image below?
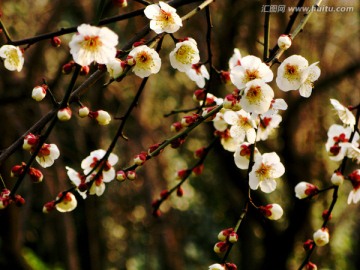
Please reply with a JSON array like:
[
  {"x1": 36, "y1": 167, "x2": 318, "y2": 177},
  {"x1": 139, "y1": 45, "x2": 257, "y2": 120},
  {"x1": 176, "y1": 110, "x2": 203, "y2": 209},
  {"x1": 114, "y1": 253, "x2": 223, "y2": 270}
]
[
  {"x1": 245, "y1": 69, "x2": 260, "y2": 81},
  {"x1": 135, "y1": 51, "x2": 154, "y2": 69},
  {"x1": 255, "y1": 163, "x2": 272, "y2": 181},
  {"x1": 82, "y1": 36, "x2": 102, "y2": 51},
  {"x1": 284, "y1": 64, "x2": 300, "y2": 80},
  {"x1": 5, "y1": 48, "x2": 21, "y2": 67},
  {"x1": 246, "y1": 85, "x2": 263, "y2": 104},
  {"x1": 175, "y1": 45, "x2": 196, "y2": 64}
]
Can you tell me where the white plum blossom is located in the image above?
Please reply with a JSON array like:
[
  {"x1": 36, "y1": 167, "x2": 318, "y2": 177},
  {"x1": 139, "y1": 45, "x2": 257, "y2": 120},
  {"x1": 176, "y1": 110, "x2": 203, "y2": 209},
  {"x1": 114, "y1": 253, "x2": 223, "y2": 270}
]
[
  {"x1": 230, "y1": 55, "x2": 273, "y2": 89},
  {"x1": 263, "y1": 98, "x2": 288, "y2": 116},
  {"x1": 249, "y1": 152, "x2": 285, "y2": 193},
  {"x1": 228, "y1": 48, "x2": 242, "y2": 70},
  {"x1": 36, "y1": 144, "x2": 60, "y2": 168},
  {"x1": 81, "y1": 149, "x2": 119, "y2": 183},
  {"x1": 330, "y1": 172, "x2": 344, "y2": 186},
  {"x1": 212, "y1": 109, "x2": 228, "y2": 132},
  {"x1": 330, "y1": 98, "x2": 356, "y2": 129},
  {"x1": 66, "y1": 167, "x2": 88, "y2": 198},
  {"x1": 342, "y1": 143, "x2": 360, "y2": 164},
  {"x1": 234, "y1": 142, "x2": 261, "y2": 170},
  {"x1": 259, "y1": 203, "x2": 284, "y2": 220},
  {"x1": 240, "y1": 79, "x2": 274, "y2": 114},
  {"x1": 217, "y1": 129, "x2": 238, "y2": 152},
  {"x1": 185, "y1": 64, "x2": 209, "y2": 88},
  {"x1": 129, "y1": 45, "x2": 161, "y2": 78},
  {"x1": 277, "y1": 55, "x2": 320, "y2": 97},
  {"x1": 93, "y1": 110, "x2": 111, "y2": 125},
  {"x1": 106, "y1": 58, "x2": 124, "y2": 79},
  {"x1": 223, "y1": 109, "x2": 257, "y2": 143},
  {"x1": 69, "y1": 24, "x2": 118, "y2": 66},
  {"x1": 169, "y1": 38, "x2": 200, "y2": 72},
  {"x1": 325, "y1": 124, "x2": 359, "y2": 161},
  {"x1": 313, "y1": 228, "x2": 330, "y2": 246},
  {"x1": 257, "y1": 114, "x2": 282, "y2": 141},
  {"x1": 299, "y1": 62, "x2": 321, "y2": 98},
  {"x1": 0, "y1": 45, "x2": 24, "y2": 72},
  {"x1": 32, "y1": 86, "x2": 47, "y2": 101},
  {"x1": 55, "y1": 192, "x2": 77, "y2": 213},
  {"x1": 347, "y1": 169, "x2": 360, "y2": 204},
  {"x1": 144, "y1": 1, "x2": 182, "y2": 34}
]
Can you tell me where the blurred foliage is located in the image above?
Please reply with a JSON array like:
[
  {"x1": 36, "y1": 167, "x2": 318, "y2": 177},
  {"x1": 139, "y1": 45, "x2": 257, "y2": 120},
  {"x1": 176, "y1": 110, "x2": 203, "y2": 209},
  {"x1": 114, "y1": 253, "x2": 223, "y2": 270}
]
[{"x1": 0, "y1": 0, "x2": 359, "y2": 270}]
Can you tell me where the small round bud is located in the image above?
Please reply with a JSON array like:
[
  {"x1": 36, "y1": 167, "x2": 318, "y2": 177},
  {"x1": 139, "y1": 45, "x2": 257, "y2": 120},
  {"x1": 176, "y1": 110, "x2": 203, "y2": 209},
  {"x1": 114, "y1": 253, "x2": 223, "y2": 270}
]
[
  {"x1": 78, "y1": 106, "x2": 90, "y2": 118},
  {"x1": 170, "y1": 136, "x2": 186, "y2": 149},
  {"x1": 14, "y1": 194, "x2": 25, "y2": 206},
  {"x1": 306, "y1": 262, "x2": 317, "y2": 270},
  {"x1": 32, "y1": 85, "x2": 47, "y2": 101},
  {"x1": 330, "y1": 171, "x2": 344, "y2": 186},
  {"x1": 11, "y1": 163, "x2": 25, "y2": 177},
  {"x1": 322, "y1": 209, "x2": 332, "y2": 221},
  {"x1": 57, "y1": 107, "x2": 72, "y2": 121},
  {"x1": 133, "y1": 152, "x2": 147, "y2": 166},
  {"x1": 192, "y1": 164, "x2": 204, "y2": 175},
  {"x1": 50, "y1": 36, "x2": 61, "y2": 47},
  {"x1": 193, "y1": 89, "x2": 206, "y2": 102},
  {"x1": 223, "y1": 94, "x2": 241, "y2": 111},
  {"x1": 194, "y1": 147, "x2": 206, "y2": 159},
  {"x1": 160, "y1": 190, "x2": 169, "y2": 199},
  {"x1": 303, "y1": 239, "x2": 314, "y2": 251},
  {"x1": 125, "y1": 55, "x2": 136, "y2": 66},
  {"x1": 113, "y1": 0, "x2": 128, "y2": 7},
  {"x1": 43, "y1": 201, "x2": 55, "y2": 213},
  {"x1": 80, "y1": 65, "x2": 90, "y2": 76},
  {"x1": 28, "y1": 167, "x2": 43, "y2": 183},
  {"x1": 181, "y1": 114, "x2": 199, "y2": 127},
  {"x1": 126, "y1": 170, "x2": 136, "y2": 180},
  {"x1": 23, "y1": 133, "x2": 39, "y2": 151},
  {"x1": 313, "y1": 228, "x2": 329, "y2": 247},
  {"x1": 213, "y1": 241, "x2": 228, "y2": 254},
  {"x1": 220, "y1": 70, "x2": 231, "y2": 84},
  {"x1": 217, "y1": 228, "x2": 233, "y2": 241},
  {"x1": 228, "y1": 231, "x2": 238, "y2": 243},
  {"x1": 295, "y1": 181, "x2": 319, "y2": 199},
  {"x1": 277, "y1": 34, "x2": 292, "y2": 50},
  {"x1": 62, "y1": 61, "x2": 75, "y2": 74},
  {"x1": 91, "y1": 110, "x2": 111, "y2": 125},
  {"x1": 259, "y1": 204, "x2": 284, "y2": 220},
  {"x1": 176, "y1": 187, "x2": 184, "y2": 197},
  {"x1": 175, "y1": 169, "x2": 189, "y2": 180},
  {"x1": 0, "y1": 197, "x2": 10, "y2": 209},
  {"x1": 170, "y1": 122, "x2": 183, "y2": 132},
  {"x1": 116, "y1": 170, "x2": 127, "y2": 182},
  {"x1": 225, "y1": 263, "x2": 237, "y2": 270},
  {"x1": 208, "y1": 263, "x2": 225, "y2": 270},
  {"x1": 148, "y1": 143, "x2": 163, "y2": 156}
]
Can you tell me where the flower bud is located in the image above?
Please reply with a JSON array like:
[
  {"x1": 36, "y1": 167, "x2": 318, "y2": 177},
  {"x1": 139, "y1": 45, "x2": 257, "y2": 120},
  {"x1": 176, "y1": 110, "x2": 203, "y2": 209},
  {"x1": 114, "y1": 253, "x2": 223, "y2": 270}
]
[
  {"x1": 116, "y1": 170, "x2": 127, "y2": 182},
  {"x1": 170, "y1": 136, "x2": 186, "y2": 148},
  {"x1": 43, "y1": 201, "x2": 55, "y2": 213},
  {"x1": 213, "y1": 241, "x2": 228, "y2": 253},
  {"x1": 306, "y1": 262, "x2": 317, "y2": 270},
  {"x1": 208, "y1": 263, "x2": 225, "y2": 270},
  {"x1": 194, "y1": 147, "x2": 206, "y2": 159},
  {"x1": 277, "y1": 34, "x2": 292, "y2": 50},
  {"x1": 50, "y1": 36, "x2": 61, "y2": 47},
  {"x1": 23, "y1": 133, "x2": 39, "y2": 151},
  {"x1": 125, "y1": 55, "x2": 136, "y2": 66},
  {"x1": 28, "y1": 167, "x2": 44, "y2": 183},
  {"x1": 303, "y1": 239, "x2": 314, "y2": 251},
  {"x1": 223, "y1": 94, "x2": 241, "y2": 111},
  {"x1": 294, "y1": 181, "x2": 319, "y2": 199},
  {"x1": 148, "y1": 143, "x2": 163, "y2": 156},
  {"x1": 14, "y1": 194, "x2": 25, "y2": 206},
  {"x1": 170, "y1": 122, "x2": 183, "y2": 132},
  {"x1": 113, "y1": 0, "x2": 128, "y2": 7},
  {"x1": 126, "y1": 170, "x2": 136, "y2": 180},
  {"x1": 313, "y1": 228, "x2": 329, "y2": 247},
  {"x1": 322, "y1": 209, "x2": 332, "y2": 220},
  {"x1": 78, "y1": 106, "x2": 90, "y2": 118},
  {"x1": 176, "y1": 187, "x2": 184, "y2": 197},
  {"x1": 193, "y1": 89, "x2": 206, "y2": 102},
  {"x1": 225, "y1": 263, "x2": 237, "y2": 270},
  {"x1": 175, "y1": 169, "x2": 189, "y2": 180},
  {"x1": 217, "y1": 228, "x2": 233, "y2": 241},
  {"x1": 259, "y1": 203, "x2": 284, "y2": 220},
  {"x1": 192, "y1": 164, "x2": 204, "y2": 175},
  {"x1": 330, "y1": 171, "x2": 344, "y2": 186},
  {"x1": 228, "y1": 231, "x2": 238, "y2": 243},
  {"x1": 152, "y1": 209, "x2": 161, "y2": 217},
  {"x1": 181, "y1": 114, "x2": 199, "y2": 127},
  {"x1": 133, "y1": 152, "x2": 147, "y2": 166},
  {"x1": 32, "y1": 85, "x2": 47, "y2": 101},
  {"x1": 220, "y1": 71, "x2": 231, "y2": 84},
  {"x1": 0, "y1": 197, "x2": 10, "y2": 209},
  {"x1": 80, "y1": 65, "x2": 90, "y2": 76},
  {"x1": 11, "y1": 163, "x2": 25, "y2": 177},
  {"x1": 62, "y1": 61, "x2": 75, "y2": 74},
  {"x1": 91, "y1": 110, "x2": 111, "y2": 125},
  {"x1": 57, "y1": 107, "x2": 72, "y2": 121},
  {"x1": 202, "y1": 107, "x2": 217, "y2": 121},
  {"x1": 55, "y1": 192, "x2": 77, "y2": 213},
  {"x1": 160, "y1": 190, "x2": 169, "y2": 199}
]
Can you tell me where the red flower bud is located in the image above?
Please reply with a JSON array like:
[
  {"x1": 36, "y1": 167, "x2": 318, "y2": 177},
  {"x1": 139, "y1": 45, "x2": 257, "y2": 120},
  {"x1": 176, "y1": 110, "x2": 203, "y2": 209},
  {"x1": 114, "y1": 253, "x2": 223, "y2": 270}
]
[{"x1": 50, "y1": 36, "x2": 61, "y2": 47}]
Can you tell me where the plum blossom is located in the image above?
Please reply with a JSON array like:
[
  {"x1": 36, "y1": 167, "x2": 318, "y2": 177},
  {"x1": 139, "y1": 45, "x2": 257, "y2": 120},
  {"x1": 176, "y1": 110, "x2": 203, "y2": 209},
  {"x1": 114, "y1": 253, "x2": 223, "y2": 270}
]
[
  {"x1": 313, "y1": 228, "x2": 329, "y2": 246},
  {"x1": 234, "y1": 142, "x2": 261, "y2": 170},
  {"x1": 257, "y1": 114, "x2": 282, "y2": 141},
  {"x1": 347, "y1": 169, "x2": 360, "y2": 204},
  {"x1": 55, "y1": 192, "x2": 77, "y2": 213},
  {"x1": 69, "y1": 24, "x2": 118, "y2": 66},
  {"x1": 81, "y1": 149, "x2": 119, "y2": 183},
  {"x1": 228, "y1": 48, "x2": 242, "y2": 70},
  {"x1": 66, "y1": 167, "x2": 88, "y2": 198},
  {"x1": 32, "y1": 85, "x2": 47, "y2": 102},
  {"x1": 277, "y1": 35, "x2": 292, "y2": 50},
  {"x1": 342, "y1": 143, "x2": 360, "y2": 164},
  {"x1": 36, "y1": 144, "x2": 60, "y2": 168},
  {"x1": 144, "y1": 1, "x2": 182, "y2": 34},
  {"x1": 185, "y1": 63, "x2": 209, "y2": 88},
  {"x1": 276, "y1": 55, "x2": 320, "y2": 97},
  {"x1": 325, "y1": 124, "x2": 359, "y2": 161},
  {"x1": 208, "y1": 264, "x2": 225, "y2": 270},
  {"x1": 240, "y1": 79, "x2": 274, "y2": 114},
  {"x1": 223, "y1": 109, "x2": 257, "y2": 143},
  {"x1": 212, "y1": 109, "x2": 229, "y2": 132},
  {"x1": 106, "y1": 58, "x2": 125, "y2": 79},
  {"x1": 129, "y1": 45, "x2": 161, "y2": 78},
  {"x1": 216, "y1": 129, "x2": 238, "y2": 152},
  {"x1": 259, "y1": 203, "x2": 284, "y2": 220},
  {"x1": 249, "y1": 152, "x2": 285, "y2": 193},
  {"x1": 330, "y1": 99, "x2": 356, "y2": 130},
  {"x1": 263, "y1": 98, "x2": 288, "y2": 116},
  {"x1": 0, "y1": 45, "x2": 24, "y2": 72},
  {"x1": 299, "y1": 62, "x2": 321, "y2": 97},
  {"x1": 169, "y1": 38, "x2": 200, "y2": 72},
  {"x1": 230, "y1": 55, "x2": 273, "y2": 89}
]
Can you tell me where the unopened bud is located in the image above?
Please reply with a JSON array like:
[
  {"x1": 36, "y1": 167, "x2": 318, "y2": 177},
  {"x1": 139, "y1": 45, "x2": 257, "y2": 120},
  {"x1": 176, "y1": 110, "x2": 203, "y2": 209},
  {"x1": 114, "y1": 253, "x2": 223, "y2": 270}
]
[
  {"x1": 192, "y1": 164, "x2": 204, "y2": 175},
  {"x1": 50, "y1": 36, "x2": 61, "y2": 47},
  {"x1": 43, "y1": 201, "x2": 55, "y2": 213},
  {"x1": 116, "y1": 170, "x2": 127, "y2": 182},
  {"x1": 295, "y1": 181, "x2": 319, "y2": 199},
  {"x1": 62, "y1": 61, "x2": 75, "y2": 74},
  {"x1": 277, "y1": 34, "x2": 292, "y2": 50},
  {"x1": 90, "y1": 110, "x2": 111, "y2": 125},
  {"x1": 223, "y1": 94, "x2": 241, "y2": 111},
  {"x1": 32, "y1": 85, "x2": 47, "y2": 101},
  {"x1": 11, "y1": 163, "x2": 25, "y2": 177},
  {"x1": 322, "y1": 209, "x2": 332, "y2": 220},
  {"x1": 160, "y1": 190, "x2": 169, "y2": 199},
  {"x1": 228, "y1": 231, "x2": 238, "y2": 243},
  {"x1": 23, "y1": 133, "x2": 39, "y2": 151},
  {"x1": 313, "y1": 228, "x2": 329, "y2": 247},
  {"x1": 193, "y1": 89, "x2": 206, "y2": 102},
  {"x1": 170, "y1": 122, "x2": 183, "y2": 132},
  {"x1": 217, "y1": 228, "x2": 233, "y2": 241},
  {"x1": 57, "y1": 107, "x2": 72, "y2": 121},
  {"x1": 330, "y1": 171, "x2": 344, "y2": 186},
  {"x1": 78, "y1": 106, "x2": 90, "y2": 118},
  {"x1": 306, "y1": 262, "x2": 317, "y2": 270},
  {"x1": 176, "y1": 187, "x2": 184, "y2": 197},
  {"x1": 28, "y1": 167, "x2": 44, "y2": 183},
  {"x1": 80, "y1": 65, "x2": 90, "y2": 76},
  {"x1": 113, "y1": 0, "x2": 128, "y2": 7},
  {"x1": 303, "y1": 239, "x2": 314, "y2": 251},
  {"x1": 175, "y1": 169, "x2": 188, "y2": 180},
  {"x1": 133, "y1": 152, "x2": 147, "y2": 166},
  {"x1": 213, "y1": 241, "x2": 228, "y2": 253},
  {"x1": 14, "y1": 194, "x2": 25, "y2": 206},
  {"x1": 126, "y1": 170, "x2": 136, "y2": 180},
  {"x1": 220, "y1": 70, "x2": 231, "y2": 84}
]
